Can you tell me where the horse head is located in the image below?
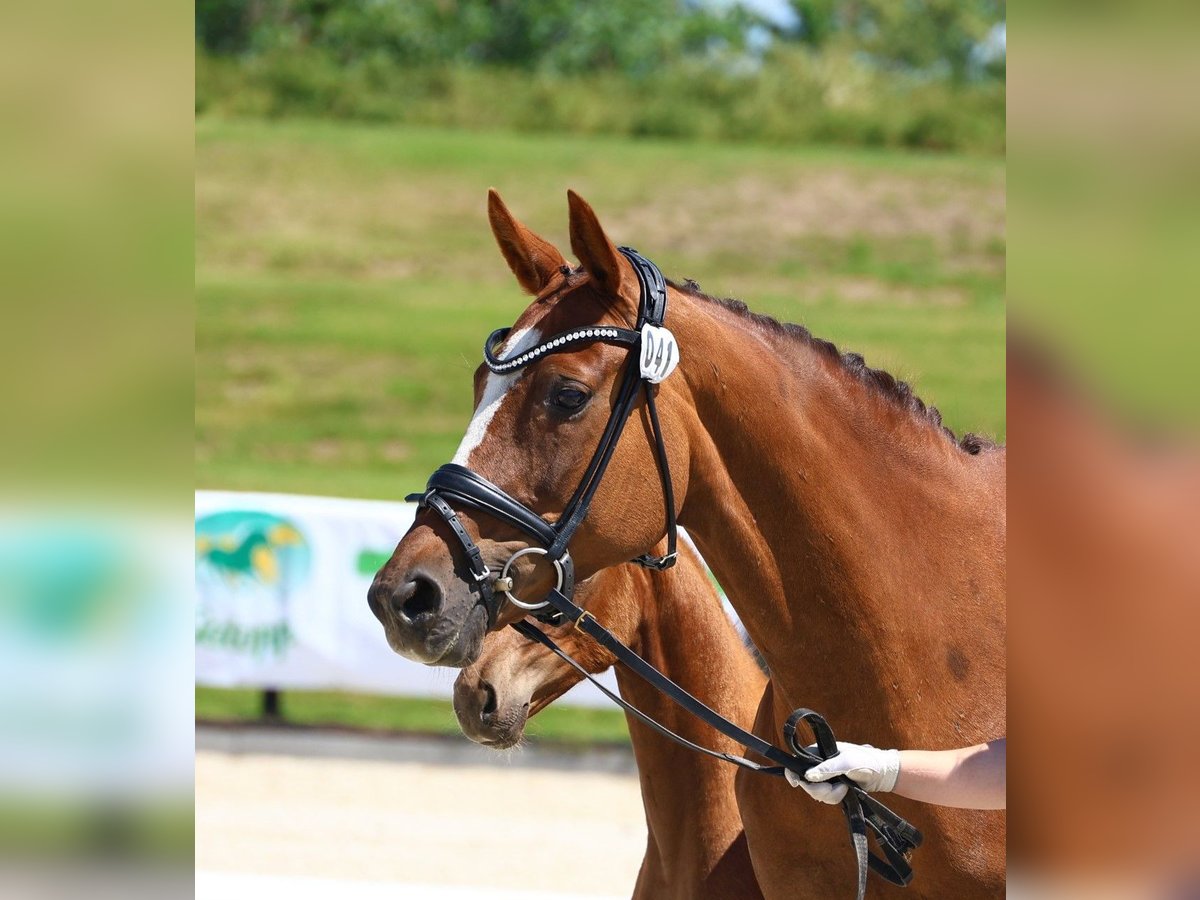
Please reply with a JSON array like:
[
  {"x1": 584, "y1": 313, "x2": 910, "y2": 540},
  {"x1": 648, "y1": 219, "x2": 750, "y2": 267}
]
[{"x1": 369, "y1": 190, "x2": 692, "y2": 666}]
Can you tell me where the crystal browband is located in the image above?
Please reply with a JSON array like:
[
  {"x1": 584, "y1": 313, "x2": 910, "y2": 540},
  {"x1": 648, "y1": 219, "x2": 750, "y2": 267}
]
[{"x1": 483, "y1": 326, "x2": 639, "y2": 375}]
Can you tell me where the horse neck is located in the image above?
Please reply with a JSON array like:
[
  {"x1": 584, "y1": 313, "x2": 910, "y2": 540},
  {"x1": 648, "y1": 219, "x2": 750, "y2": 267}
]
[
  {"x1": 614, "y1": 560, "x2": 764, "y2": 895},
  {"x1": 667, "y1": 290, "x2": 1005, "y2": 743}
]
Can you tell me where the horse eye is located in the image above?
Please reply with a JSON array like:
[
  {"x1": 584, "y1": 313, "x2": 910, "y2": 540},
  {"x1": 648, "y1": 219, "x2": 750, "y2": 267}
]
[{"x1": 551, "y1": 385, "x2": 590, "y2": 413}]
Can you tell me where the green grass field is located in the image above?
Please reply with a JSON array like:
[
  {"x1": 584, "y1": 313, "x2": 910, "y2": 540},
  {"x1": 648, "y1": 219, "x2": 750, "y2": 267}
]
[
  {"x1": 197, "y1": 117, "x2": 1004, "y2": 500},
  {"x1": 196, "y1": 117, "x2": 1004, "y2": 738}
]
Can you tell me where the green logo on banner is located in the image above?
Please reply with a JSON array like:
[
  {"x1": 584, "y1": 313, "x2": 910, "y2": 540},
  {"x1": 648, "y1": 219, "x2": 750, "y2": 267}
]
[{"x1": 195, "y1": 510, "x2": 311, "y2": 658}]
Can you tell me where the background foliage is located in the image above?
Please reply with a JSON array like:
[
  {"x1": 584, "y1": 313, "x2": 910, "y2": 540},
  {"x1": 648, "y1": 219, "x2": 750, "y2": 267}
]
[{"x1": 196, "y1": 0, "x2": 1005, "y2": 153}]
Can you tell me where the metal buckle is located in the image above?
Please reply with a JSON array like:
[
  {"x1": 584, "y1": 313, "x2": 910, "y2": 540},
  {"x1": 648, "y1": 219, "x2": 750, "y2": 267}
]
[
  {"x1": 636, "y1": 551, "x2": 677, "y2": 571},
  {"x1": 497, "y1": 547, "x2": 565, "y2": 611}
]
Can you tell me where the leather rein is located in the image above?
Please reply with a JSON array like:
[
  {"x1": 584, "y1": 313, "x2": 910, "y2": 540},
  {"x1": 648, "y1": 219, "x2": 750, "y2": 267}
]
[{"x1": 407, "y1": 247, "x2": 922, "y2": 898}]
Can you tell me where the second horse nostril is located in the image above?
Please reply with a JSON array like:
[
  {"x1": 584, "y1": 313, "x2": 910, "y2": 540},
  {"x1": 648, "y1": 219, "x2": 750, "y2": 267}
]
[{"x1": 392, "y1": 575, "x2": 442, "y2": 622}]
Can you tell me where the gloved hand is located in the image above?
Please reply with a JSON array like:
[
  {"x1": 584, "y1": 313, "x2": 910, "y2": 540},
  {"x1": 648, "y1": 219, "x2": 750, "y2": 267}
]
[{"x1": 785, "y1": 741, "x2": 901, "y2": 804}]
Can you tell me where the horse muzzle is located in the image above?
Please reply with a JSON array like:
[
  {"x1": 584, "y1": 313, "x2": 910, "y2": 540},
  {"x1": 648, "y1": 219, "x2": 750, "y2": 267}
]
[
  {"x1": 453, "y1": 671, "x2": 530, "y2": 748},
  {"x1": 368, "y1": 523, "x2": 496, "y2": 666}
]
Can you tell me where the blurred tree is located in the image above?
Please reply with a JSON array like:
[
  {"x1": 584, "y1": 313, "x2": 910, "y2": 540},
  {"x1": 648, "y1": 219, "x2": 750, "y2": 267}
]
[
  {"x1": 471, "y1": 0, "x2": 756, "y2": 76},
  {"x1": 194, "y1": 0, "x2": 1005, "y2": 152},
  {"x1": 196, "y1": 0, "x2": 760, "y2": 76},
  {"x1": 787, "y1": 0, "x2": 1005, "y2": 81},
  {"x1": 195, "y1": 0, "x2": 257, "y2": 54}
]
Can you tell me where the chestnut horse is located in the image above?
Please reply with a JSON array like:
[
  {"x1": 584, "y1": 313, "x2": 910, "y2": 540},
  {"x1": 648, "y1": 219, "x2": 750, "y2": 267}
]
[
  {"x1": 454, "y1": 542, "x2": 765, "y2": 900},
  {"x1": 370, "y1": 190, "x2": 1005, "y2": 897}
]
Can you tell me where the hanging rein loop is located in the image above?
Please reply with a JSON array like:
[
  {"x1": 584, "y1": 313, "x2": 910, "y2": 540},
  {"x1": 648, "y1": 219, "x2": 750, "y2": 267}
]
[{"x1": 407, "y1": 245, "x2": 922, "y2": 897}]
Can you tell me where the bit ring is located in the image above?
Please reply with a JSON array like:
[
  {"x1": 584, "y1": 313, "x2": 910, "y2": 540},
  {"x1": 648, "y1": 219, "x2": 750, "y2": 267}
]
[{"x1": 498, "y1": 547, "x2": 565, "y2": 611}]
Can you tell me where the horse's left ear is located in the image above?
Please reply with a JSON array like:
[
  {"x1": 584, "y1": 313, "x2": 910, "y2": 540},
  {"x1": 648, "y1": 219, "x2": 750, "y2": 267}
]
[{"x1": 567, "y1": 190, "x2": 637, "y2": 301}]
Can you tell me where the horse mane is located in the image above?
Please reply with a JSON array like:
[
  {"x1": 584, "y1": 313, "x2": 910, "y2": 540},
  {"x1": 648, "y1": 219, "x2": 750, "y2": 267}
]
[{"x1": 672, "y1": 279, "x2": 999, "y2": 455}]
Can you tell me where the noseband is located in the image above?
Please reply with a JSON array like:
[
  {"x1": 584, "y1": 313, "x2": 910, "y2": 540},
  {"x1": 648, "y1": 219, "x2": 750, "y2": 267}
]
[{"x1": 407, "y1": 246, "x2": 678, "y2": 627}]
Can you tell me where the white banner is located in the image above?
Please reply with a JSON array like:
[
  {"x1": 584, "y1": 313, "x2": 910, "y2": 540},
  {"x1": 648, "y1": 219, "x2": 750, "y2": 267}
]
[{"x1": 195, "y1": 491, "x2": 622, "y2": 707}]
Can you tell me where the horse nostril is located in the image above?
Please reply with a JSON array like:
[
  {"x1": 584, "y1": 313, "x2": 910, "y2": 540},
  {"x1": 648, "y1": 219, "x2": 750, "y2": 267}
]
[
  {"x1": 392, "y1": 574, "x2": 443, "y2": 622},
  {"x1": 480, "y1": 681, "x2": 498, "y2": 719}
]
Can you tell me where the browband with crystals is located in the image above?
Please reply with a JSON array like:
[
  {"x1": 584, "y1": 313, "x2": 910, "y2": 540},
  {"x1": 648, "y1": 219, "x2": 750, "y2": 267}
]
[{"x1": 483, "y1": 325, "x2": 639, "y2": 375}]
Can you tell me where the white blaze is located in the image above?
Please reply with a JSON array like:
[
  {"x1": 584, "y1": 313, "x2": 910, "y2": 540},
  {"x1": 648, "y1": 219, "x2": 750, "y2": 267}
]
[{"x1": 451, "y1": 326, "x2": 542, "y2": 467}]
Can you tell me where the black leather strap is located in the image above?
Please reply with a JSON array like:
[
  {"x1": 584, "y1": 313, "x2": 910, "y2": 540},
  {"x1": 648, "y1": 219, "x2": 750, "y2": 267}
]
[
  {"x1": 619, "y1": 246, "x2": 667, "y2": 328},
  {"x1": 424, "y1": 493, "x2": 489, "y2": 580},
  {"x1": 420, "y1": 464, "x2": 557, "y2": 546},
  {"x1": 511, "y1": 619, "x2": 778, "y2": 770},
  {"x1": 468, "y1": 249, "x2": 676, "y2": 573},
  {"x1": 548, "y1": 354, "x2": 644, "y2": 561},
  {"x1": 537, "y1": 587, "x2": 808, "y2": 772},
  {"x1": 428, "y1": 248, "x2": 678, "y2": 592},
  {"x1": 408, "y1": 468, "x2": 576, "y2": 624},
  {"x1": 631, "y1": 384, "x2": 677, "y2": 570},
  {"x1": 784, "y1": 709, "x2": 922, "y2": 894},
  {"x1": 408, "y1": 490, "x2": 498, "y2": 626}
]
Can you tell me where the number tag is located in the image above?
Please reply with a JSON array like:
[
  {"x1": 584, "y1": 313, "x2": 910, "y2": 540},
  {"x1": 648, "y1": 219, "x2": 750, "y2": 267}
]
[{"x1": 640, "y1": 324, "x2": 679, "y2": 383}]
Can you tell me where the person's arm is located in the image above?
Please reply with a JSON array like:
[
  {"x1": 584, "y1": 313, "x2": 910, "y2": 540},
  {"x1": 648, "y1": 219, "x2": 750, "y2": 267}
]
[
  {"x1": 893, "y1": 739, "x2": 1005, "y2": 809},
  {"x1": 785, "y1": 738, "x2": 1006, "y2": 810}
]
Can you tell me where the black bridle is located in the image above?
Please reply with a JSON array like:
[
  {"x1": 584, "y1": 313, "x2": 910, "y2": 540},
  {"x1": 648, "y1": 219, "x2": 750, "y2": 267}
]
[
  {"x1": 408, "y1": 247, "x2": 678, "y2": 628},
  {"x1": 407, "y1": 247, "x2": 921, "y2": 899}
]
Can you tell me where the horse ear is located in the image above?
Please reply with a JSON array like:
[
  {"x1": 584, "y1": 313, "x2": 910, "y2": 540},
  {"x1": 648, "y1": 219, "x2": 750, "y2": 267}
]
[
  {"x1": 488, "y1": 189, "x2": 568, "y2": 295},
  {"x1": 567, "y1": 190, "x2": 636, "y2": 300}
]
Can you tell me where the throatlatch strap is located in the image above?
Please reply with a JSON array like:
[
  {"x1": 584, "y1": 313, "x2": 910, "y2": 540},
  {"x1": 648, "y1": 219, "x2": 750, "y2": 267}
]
[{"x1": 631, "y1": 385, "x2": 677, "y2": 570}]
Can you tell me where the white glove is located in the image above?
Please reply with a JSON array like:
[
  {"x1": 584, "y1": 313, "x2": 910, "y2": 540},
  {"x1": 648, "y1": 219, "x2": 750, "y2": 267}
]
[{"x1": 785, "y1": 741, "x2": 901, "y2": 805}]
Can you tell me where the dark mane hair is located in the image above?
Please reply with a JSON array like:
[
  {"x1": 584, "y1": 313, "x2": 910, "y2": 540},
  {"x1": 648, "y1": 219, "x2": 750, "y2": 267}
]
[{"x1": 672, "y1": 279, "x2": 999, "y2": 455}]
